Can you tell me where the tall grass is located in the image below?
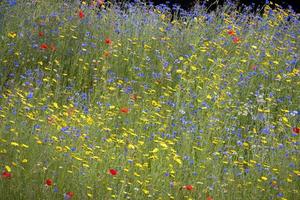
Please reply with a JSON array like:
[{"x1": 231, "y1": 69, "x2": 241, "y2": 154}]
[{"x1": 0, "y1": 0, "x2": 299, "y2": 199}]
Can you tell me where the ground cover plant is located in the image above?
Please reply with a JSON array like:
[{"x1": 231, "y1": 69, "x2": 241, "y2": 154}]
[{"x1": 0, "y1": 0, "x2": 299, "y2": 199}]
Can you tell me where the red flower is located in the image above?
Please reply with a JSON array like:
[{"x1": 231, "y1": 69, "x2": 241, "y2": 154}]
[
  {"x1": 64, "y1": 191, "x2": 74, "y2": 199},
  {"x1": 45, "y1": 178, "x2": 53, "y2": 186},
  {"x1": 105, "y1": 38, "x2": 112, "y2": 45},
  {"x1": 109, "y1": 169, "x2": 118, "y2": 176},
  {"x1": 120, "y1": 107, "x2": 129, "y2": 113},
  {"x1": 40, "y1": 43, "x2": 48, "y2": 49},
  {"x1": 2, "y1": 171, "x2": 11, "y2": 179},
  {"x1": 292, "y1": 127, "x2": 300, "y2": 134},
  {"x1": 38, "y1": 31, "x2": 44, "y2": 37},
  {"x1": 183, "y1": 185, "x2": 193, "y2": 191},
  {"x1": 207, "y1": 196, "x2": 214, "y2": 200},
  {"x1": 227, "y1": 29, "x2": 235, "y2": 36},
  {"x1": 79, "y1": 10, "x2": 85, "y2": 19},
  {"x1": 233, "y1": 37, "x2": 240, "y2": 44}
]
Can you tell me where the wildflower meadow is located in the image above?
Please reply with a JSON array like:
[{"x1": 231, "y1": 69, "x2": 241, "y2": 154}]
[{"x1": 0, "y1": 0, "x2": 299, "y2": 199}]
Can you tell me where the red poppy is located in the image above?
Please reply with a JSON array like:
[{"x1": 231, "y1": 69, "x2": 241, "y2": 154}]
[
  {"x1": 105, "y1": 38, "x2": 112, "y2": 45},
  {"x1": 65, "y1": 191, "x2": 74, "y2": 199},
  {"x1": 38, "y1": 31, "x2": 44, "y2": 37},
  {"x1": 109, "y1": 169, "x2": 118, "y2": 176},
  {"x1": 183, "y1": 185, "x2": 193, "y2": 191},
  {"x1": 227, "y1": 29, "x2": 235, "y2": 36},
  {"x1": 45, "y1": 178, "x2": 53, "y2": 186},
  {"x1": 292, "y1": 127, "x2": 300, "y2": 134},
  {"x1": 40, "y1": 43, "x2": 48, "y2": 49},
  {"x1": 120, "y1": 107, "x2": 129, "y2": 113},
  {"x1": 2, "y1": 171, "x2": 11, "y2": 179},
  {"x1": 79, "y1": 10, "x2": 85, "y2": 19},
  {"x1": 233, "y1": 37, "x2": 240, "y2": 43},
  {"x1": 207, "y1": 196, "x2": 214, "y2": 200}
]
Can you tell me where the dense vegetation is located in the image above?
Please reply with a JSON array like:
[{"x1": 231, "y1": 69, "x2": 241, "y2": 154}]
[{"x1": 0, "y1": 1, "x2": 299, "y2": 199}]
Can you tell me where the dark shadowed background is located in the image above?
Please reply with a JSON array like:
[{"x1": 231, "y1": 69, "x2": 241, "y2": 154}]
[{"x1": 107, "y1": 0, "x2": 300, "y2": 13}]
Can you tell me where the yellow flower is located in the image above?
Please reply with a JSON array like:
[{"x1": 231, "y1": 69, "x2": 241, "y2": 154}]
[
  {"x1": 261, "y1": 176, "x2": 268, "y2": 181},
  {"x1": 7, "y1": 32, "x2": 17, "y2": 38},
  {"x1": 5, "y1": 165, "x2": 11, "y2": 172},
  {"x1": 87, "y1": 193, "x2": 93, "y2": 198},
  {"x1": 134, "y1": 172, "x2": 140, "y2": 177},
  {"x1": 173, "y1": 156, "x2": 182, "y2": 165},
  {"x1": 143, "y1": 189, "x2": 149, "y2": 194},
  {"x1": 176, "y1": 69, "x2": 183, "y2": 74},
  {"x1": 11, "y1": 142, "x2": 19, "y2": 146},
  {"x1": 21, "y1": 144, "x2": 29, "y2": 148},
  {"x1": 53, "y1": 102, "x2": 59, "y2": 109},
  {"x1": 36, "y1": 140, "x2": 43, "y2": 144},
  {"x1": 191, "y1": 65, "x2": 197, "y2": 71},
  {"x1": 86, "y1": 116, "x2": 93, "y2": 125},
  {"x1": 159, "y1": 142, "x2": 168, "y2": 149},
  {"x1": 56, "y1": 146, "x2": 63, "y2": 152}
]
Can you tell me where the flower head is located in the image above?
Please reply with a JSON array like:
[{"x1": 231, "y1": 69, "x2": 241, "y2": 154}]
[
  {"x1": 109, "y1": 169, "x2": 118, "y2": 176},
  {"x1": 38, "y1": 31, "x2": 44, "y2": 37},
  {"x1": 79, "y1": 10, "x2": 85, "y2": 19},
  {"x1": 64, "y1": 191, "x2": 74, "y2": 199},
  {"x1": 105, "y1": 38, "x2": 112, "y2": 45},
  {"x1": 183, "y1": 185, "x2": 193, "y2": 191},
  {"x1": 227, "y1": 29, "x2": 235, "y2": 35},
  {"x1": 45, "y1": 178, "x2": 53, "y2": 186},
  {"x1": 207, "y1": 196, "x2": 214, "y2": 200},
  {"x1": 7, "y1": 32, "x2": 17, "y2": 39},
  {"x1": 40, "y1": 43, "x2": 48, "y2": 49},
  {"x1": 120, "y1": 107, "x2": 129, "y2": 113},
  {"x1": 292, "y1": 127, "x2": 300, "y2": 134},
  {"x1": 7, "y1": 0, "x2": 17, "y2": 7},
  {"x1": 2, "y1": 171, "x2": 12, "y2": 179},
  {"x1": 233, "y1": 36, "x2": 240, "y2": 44}
]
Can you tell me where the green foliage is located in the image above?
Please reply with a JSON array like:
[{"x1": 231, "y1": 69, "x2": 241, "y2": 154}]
[{"x1": 0, "y1": 1, "x2": 299, "y2": 200}]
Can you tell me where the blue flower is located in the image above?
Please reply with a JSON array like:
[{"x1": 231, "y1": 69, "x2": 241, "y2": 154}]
[
  {"x1": 27, "y1": 92, "x2": 33, "y2": 99},
  {"x1": 7, "y1": 0, "x2": 16, "y2": 6}
]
